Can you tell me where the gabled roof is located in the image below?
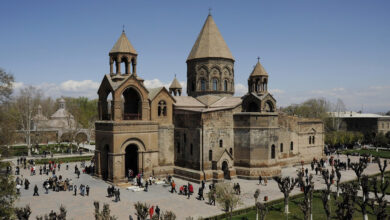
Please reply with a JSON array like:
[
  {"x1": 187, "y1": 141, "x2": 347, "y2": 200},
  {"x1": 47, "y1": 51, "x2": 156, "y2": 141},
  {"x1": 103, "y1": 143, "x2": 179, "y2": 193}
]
[
  {"x1": 196, "y1": 95, "x2": 222, "y2": 106},
  {"x1": 187, "y1": 15, "x2": 234, "y2": 61},
  {"x1": 110, "y1": 31, "x2": 137, "y2": 54},
  {"x1": 250, "y1": 61, "x2": 268, "y2": 77},
  {"x1": 147, "y1": 87, "x2": 164, "y2": 101},
  {"x1": 147, "y1": 87, "x2": 176, "y2": 102},
  {"x1": 169, "y1": 77, "x2": 182, "y2": 89}
]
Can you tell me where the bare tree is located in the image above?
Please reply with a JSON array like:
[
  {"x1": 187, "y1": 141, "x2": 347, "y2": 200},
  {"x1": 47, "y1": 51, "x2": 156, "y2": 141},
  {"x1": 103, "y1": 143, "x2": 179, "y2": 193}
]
[
  {"x1": 334, "y1": 162, "x2": 342, "y2": 197},
  {"x1": 298, "y1": 172, "x2": 314, "y2": 220},
  {"x1": 0, "y1": 68, "x2": 14, "y2": 104},
  {"x1": 273, "y1": 176, "x2": 298, "y2": 215},
  {"x1": 335, "y1": 183, "x2": 358, "y2": 220},
  {"x1": 321, "y1": 169, "x2": 334, "y2": 220},
  {"x1": 350, "y1": 160, "x2": 367, "y2": 184},
  {"x1": 161, "y1": 211, "x2": 176, "y2": 220},
  {"x1": 94, "y1": 201, "x2": 117, "y2": 220},
  {"x1": 254, "y1": 189, "x2": 260, "y2": 220},
  {"x1": 214, "y1": 182, "x2": 242, "y2": 220},
  {"x1": 370, "y1": 178, "x2": 389, "y2": 220},
  {"x1": 255, "y1": 202, "x2": 267, "y2": 220},
  {"x1": 376, "y1": 156, "x2": 387, "y2": 184},
  {"x1": 356, "y1": 175, "x2": 370, "y2": 220},
  {"x1": 12, "y1": 86, "x2": 42, "y2": 156},
  {"x1": 134, "y1": 201, "x2": 149, "y2": 220}
]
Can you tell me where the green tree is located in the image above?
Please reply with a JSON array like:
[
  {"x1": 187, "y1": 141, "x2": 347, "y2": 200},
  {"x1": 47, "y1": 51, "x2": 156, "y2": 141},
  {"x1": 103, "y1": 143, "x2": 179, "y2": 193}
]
[
  {"x1": 134, "y1": 202, "x2": 149, "y2": 220},
  {"x1": 214, "y1": 182, "x2": 242, "y2": 220},
  {"x1": 0, "y1": 68, "x2": 14, "y2": 104},
  {"x1": 94, "y1": 201, "x2": 117, "y2": 220}
]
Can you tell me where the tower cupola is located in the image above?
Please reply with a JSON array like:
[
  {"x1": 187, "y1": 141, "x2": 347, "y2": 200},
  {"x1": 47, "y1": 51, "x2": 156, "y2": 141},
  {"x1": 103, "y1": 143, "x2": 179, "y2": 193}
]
[
  {"x1": 248, "y1": 58, "x2": 268, "y2": 95},
  {"x1": 109, "y1": 30, "x2": 138, "y2": 76},
  {"x1": 186, "y1": 14, "x2": 235, "y2": 97},
  {"x1": 169, "y1": 75, "x2": 182, "y2": 96}
]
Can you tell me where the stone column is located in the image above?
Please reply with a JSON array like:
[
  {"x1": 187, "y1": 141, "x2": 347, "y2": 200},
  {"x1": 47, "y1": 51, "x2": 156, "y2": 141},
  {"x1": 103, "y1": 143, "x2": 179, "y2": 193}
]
[
  {"x1": 132, "y1": 61, "x2": 137, "y2": 76},
  {"x1": 95, "y1": 150, "x2": 102, "y2": 177},
  {"x1": 126, "y1": 61, "x2": 131, "y2": 75},
  {"x1": 112, "y1": 100, "x2": 122, "y2": 121},
  {"x1": 116, "y1": 59, "x2": 121, "y2": 74}
]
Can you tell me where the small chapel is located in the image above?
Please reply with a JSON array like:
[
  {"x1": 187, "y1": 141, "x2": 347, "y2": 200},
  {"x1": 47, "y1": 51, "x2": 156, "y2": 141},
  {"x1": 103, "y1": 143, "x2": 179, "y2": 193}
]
[{"x1": 94, "y1": 14, "x2": 324, "y2": 183}]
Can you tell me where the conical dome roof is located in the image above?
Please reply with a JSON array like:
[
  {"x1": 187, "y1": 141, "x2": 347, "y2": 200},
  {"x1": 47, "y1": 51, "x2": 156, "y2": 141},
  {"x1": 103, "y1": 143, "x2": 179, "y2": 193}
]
[
  {"x1": 169, "y1": 77, "x2": 182, "y2": 89},
  {"x1": 187, "y1": 15, "x2": 234, "y2": 61},
  {"x1": 250, "y1": 61, "x2": 268, "y2": 77},
  {"x1": 110, "y1": 31, "x2": 137, "y2": 54}
]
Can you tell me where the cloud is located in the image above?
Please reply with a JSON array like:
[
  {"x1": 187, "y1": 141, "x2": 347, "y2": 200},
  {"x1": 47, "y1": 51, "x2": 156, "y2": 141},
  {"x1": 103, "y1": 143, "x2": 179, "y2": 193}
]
[
  {"x1": 235, "y1": 83, "x2": 247, "y2": 96},
  {"x1": 12, "y1": 78, "x2": 188, "y2": 99}
]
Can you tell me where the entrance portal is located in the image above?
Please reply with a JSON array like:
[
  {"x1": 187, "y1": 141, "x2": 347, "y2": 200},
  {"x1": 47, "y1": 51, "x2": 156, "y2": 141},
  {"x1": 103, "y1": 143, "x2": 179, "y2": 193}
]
[
  {"x1": 222, "y1": 161, "x2": 230, "y2": 179},
  {"x1": 125, "y1": 144, "x2": 138, "y2": 178}
]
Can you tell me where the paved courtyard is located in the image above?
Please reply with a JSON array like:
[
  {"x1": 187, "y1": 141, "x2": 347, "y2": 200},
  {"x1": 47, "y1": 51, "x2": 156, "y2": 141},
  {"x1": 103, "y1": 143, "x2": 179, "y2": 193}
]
[{"x1": 11, "y1": 155, "x2": 390, "y2": 219}]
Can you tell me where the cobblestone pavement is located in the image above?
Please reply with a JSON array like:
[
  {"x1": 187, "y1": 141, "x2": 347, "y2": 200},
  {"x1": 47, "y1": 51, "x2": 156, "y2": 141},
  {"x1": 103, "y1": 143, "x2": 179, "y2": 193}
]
[{"x1": 12, "y1": 155, "x2": 390, "y2": 219}]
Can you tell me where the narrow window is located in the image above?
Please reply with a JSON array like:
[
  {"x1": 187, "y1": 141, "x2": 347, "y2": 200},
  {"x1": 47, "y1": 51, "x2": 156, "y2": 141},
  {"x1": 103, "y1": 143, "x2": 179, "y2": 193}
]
[
  {"x1": 290, "y1": 142, "x2": 293, "y2": 151},
  {"x1": 309, "y1": 136, "x2": 312, "y2": 144},
  {"x1": 313, "y1": 136, "x2": 315, "y2": 144},
  {"x1": 158, "y1": 100, "x2": 167, "y2": 117},
  {"x1": 213, "y1": 78, "x2": 218, "y2": 91},
  {"x1": 229, "y1": 148, "x2": 233, "y2": 155},
  {"x1": 271, "y1": 145, "x2": 275, "y2": 159},
  {"x1": 201, "y1": 79, "x2": 206, "y2": 91},
  {"x1": 177, "y1": 143, "x2": 180, "y2": 153},
  {"x1": 192, "y1": 82, "x2": 195, "y2": 92},
  {"x1": 219, "y1": 140, "x2": 223, "y2": 148},
  {"x1": 280, "y1": 143, "x2": 283, "y2": 152},
  {"x1": 224, "y1": 80, "x2": 228, "y2": 92},
  {"x1": 209, "y1": 150, "x2": 212, "y2": 161},
  {"x1": 190, "y1": 144, "x2": 193, "y2": 155},
  {"x1": 184, "y1": 133, "x2": 186, "y2": 144}
]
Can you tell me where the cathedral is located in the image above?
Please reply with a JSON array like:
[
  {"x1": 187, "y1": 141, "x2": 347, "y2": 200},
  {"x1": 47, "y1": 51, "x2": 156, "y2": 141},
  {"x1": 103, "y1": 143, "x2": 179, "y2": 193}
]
[{"x1": 94, "y1": 14, "x2": 324, "y2": 183}]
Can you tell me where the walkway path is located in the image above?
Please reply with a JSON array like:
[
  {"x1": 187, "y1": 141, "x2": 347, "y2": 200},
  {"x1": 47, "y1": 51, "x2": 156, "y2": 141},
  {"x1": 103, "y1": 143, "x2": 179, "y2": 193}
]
[{"x1": 11, "y1": 155, "x2": 390, "y2": 219}]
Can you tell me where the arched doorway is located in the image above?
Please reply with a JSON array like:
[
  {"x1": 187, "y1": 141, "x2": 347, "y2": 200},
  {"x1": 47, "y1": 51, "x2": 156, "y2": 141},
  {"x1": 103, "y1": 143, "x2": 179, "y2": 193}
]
[
  {"x1": 125, "y1": 144, "x2": 138, "y2": 178},
  {"x1": 222, "y1": 161, "x2": 230, "y2": 179}
]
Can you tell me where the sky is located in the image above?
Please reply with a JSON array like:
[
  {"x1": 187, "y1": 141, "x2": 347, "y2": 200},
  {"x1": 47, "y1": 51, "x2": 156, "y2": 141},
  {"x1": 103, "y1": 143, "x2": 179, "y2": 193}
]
[{"x1": 0, "y1": 0, "x2": 389, "y2": 113}]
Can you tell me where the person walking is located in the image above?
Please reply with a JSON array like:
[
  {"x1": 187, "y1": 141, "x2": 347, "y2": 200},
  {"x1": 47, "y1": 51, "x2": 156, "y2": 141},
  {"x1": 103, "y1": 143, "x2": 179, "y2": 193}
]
[
  {"x1": 149, "y1": 206, "x2": 154, "y2": 219},
  {"x1": 74, "y1": 185, "x2": 77, "y2": 196},
  {"x1": 33, "y1": 185, "x2": 39, "y2": 196},
  {"x1": 117, "y1": 189, "x2": 120, "y2": 201},
  {"x1": 198, "y1": 187, "x2": 204, "y2": 200},
  {"x1": 258, "y1": 175, "x2": 262, "y2": 185},
  {"x1": 171, "y1": 181, "x2": 176, "y2": 193},
  {"x1": 155, "y1": 206, "x2": 160, "y2": 219},
  {"x1": 86, "y1": 185, "x2": 90, "y2": 196},
  {"x1": 201, "y1": 180, "x2": 205, "y2": 189}
]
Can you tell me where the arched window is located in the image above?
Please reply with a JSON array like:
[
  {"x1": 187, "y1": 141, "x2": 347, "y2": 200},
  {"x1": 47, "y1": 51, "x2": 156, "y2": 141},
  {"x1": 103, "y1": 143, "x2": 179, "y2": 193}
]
[
  {"x1": 177, "y1": 143, "x2": 180, "y2": 153},
  {"x1": 158, "y1": 100, "x2": 167, "y2": 116},
  {"x1": 271, "y1": 145, "x2": 276, "y2": 159},
  {"x1": 201, "y1": 79, "x2": 206, "y2": 91},
  {"x1": 224, "y1": 80, "x2": 228, "y2": 92},
  {"x1": 190, "y1": 144, "x2": 193, "y2": 155},
  {"x1": 209, "y1": 150, "x2": 212, "y2": 161},
  {"x1": 309, "y1": 136, "x2": 312, "y2": 144},
  {"x1": 213, "y1": 78, "x2": 218, "y2": 91},
  {"x1": 280, "y1": 143, "x2": 283, "y2": 152},
  {"x1": 219, "y1": 140, "x2": 223, "y2": 148},
  {"x1": 122, "y1": 87, "x2": 141, "y2": 120},
  {"x1": 290, "y1": 142, "x2": 293, "y2": 151}
]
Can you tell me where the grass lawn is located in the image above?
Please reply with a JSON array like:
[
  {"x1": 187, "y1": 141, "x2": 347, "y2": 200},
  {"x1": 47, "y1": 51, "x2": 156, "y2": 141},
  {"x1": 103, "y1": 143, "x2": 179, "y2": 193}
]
[
  {"x1": 226, "y1": 193, "x2": 389, "y2": 220},
  {"x1": 339, "y1": 149, "x2": 390, "y2": 159},
  {"x1": 34, "y1": 155, "x2": 93, "y2": 164}
]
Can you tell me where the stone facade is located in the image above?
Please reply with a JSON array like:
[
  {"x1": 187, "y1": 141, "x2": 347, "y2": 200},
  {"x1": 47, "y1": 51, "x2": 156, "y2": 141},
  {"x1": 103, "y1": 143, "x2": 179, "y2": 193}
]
[{"x1": 95, "y1": 14, "x2": 324, "y2": 183}]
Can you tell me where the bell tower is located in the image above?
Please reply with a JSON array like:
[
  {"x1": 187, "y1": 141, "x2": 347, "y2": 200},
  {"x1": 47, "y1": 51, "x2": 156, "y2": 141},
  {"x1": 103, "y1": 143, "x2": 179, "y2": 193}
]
[
  {"x1": 248, "y1": 58, "x2": 268, "y2": 95},
  {"x1": 109, "y1": 30, "x2": 138, "y2": 75}
]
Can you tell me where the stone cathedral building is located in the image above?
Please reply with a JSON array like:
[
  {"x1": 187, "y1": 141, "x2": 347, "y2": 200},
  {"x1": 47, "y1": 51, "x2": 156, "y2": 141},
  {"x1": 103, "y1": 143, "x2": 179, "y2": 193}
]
[{"x1": 95, "y1": 14, "x2": 324, "y2": 183}]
